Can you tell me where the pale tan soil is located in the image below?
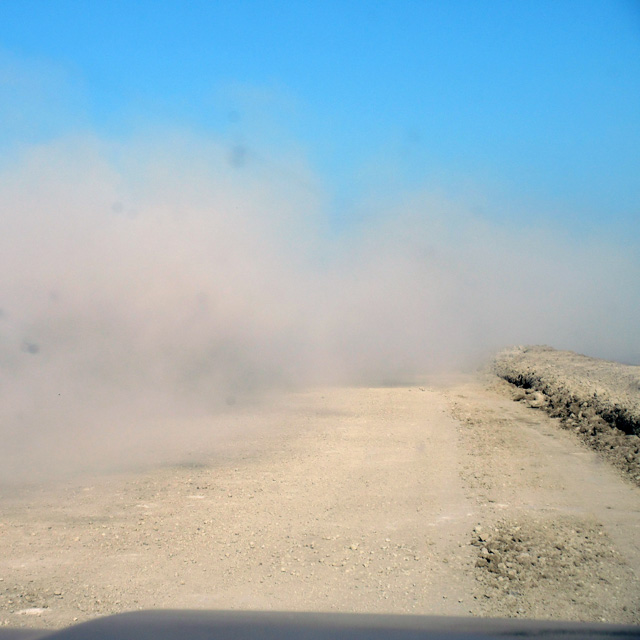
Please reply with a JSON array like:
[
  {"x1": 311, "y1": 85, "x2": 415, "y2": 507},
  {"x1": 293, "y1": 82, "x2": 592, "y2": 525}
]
[
  {"x1": 494, "y1": 346, "x2": 640, "y2": 484},
  {"x1": 445, "y1": 375, "x2": 640, "y2": 621},
  {"x1": 2, "y1": 373, "x2": 640, "y2": 630},
  {"x1": 494, "y1": 347, "x2": 640, "y2": 434}
]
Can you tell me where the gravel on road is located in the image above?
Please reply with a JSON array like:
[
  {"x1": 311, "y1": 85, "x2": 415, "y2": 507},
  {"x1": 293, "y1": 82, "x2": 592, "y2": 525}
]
[{"x1": 2, "y1": 357, "x2": 640, "y2": 630}]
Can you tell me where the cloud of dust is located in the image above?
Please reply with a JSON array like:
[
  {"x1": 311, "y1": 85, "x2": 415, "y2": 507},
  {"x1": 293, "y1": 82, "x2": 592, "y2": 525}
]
[{"x1": 1, "y1": 132, "x2": 638, "y2": 482}]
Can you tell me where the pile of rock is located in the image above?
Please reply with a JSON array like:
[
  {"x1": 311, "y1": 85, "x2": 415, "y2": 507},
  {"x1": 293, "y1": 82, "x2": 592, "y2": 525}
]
[
  {"x1": 494, "y1": 346, "x2": 640, "y2": 484},
  {"x1": 471, "y1": 518, "x2": 628, "y2": 621},
  {"x1": 472, "y1": 524, "x2": 532, "y2": 584}
]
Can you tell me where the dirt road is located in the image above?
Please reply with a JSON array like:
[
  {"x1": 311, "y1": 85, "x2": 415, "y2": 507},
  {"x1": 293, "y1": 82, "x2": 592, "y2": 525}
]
[{"x1": 2, "y1": 373, "x2": 640, "y2": 630}]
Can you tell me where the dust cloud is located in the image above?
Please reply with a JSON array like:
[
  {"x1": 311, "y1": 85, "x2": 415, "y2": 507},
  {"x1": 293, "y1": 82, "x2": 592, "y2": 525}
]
[{"x1": 1, "y1": 132, "x2": 638, "y2": 482}]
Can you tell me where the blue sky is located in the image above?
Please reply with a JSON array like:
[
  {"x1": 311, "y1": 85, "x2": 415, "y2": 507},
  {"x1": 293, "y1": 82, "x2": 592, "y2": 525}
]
[{"x1": 1, "y1": 0, "x2": 639, "y2": 235}]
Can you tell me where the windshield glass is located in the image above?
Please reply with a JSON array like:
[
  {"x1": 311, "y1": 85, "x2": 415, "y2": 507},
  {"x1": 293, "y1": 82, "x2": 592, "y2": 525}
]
[{"x1": 1, "y1": 0, "x2": 639, "y2": 632}]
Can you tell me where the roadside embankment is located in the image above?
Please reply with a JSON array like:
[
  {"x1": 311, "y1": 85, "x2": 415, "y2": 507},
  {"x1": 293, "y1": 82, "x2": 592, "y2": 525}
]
[{"x1": 493, "y1": 346, "x2": 640, "y2": 484}]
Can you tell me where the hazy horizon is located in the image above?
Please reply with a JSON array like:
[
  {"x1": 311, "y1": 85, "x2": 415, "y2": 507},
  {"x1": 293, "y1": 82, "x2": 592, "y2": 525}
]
[{"x1": 1, "y1": 1, "x2": 638, "y2": 480}]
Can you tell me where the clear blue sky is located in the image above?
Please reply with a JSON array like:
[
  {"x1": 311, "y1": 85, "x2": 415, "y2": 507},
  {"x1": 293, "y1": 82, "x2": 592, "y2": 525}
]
[{"x1": 1, "y1": 0, "x2": 639, "y2": 235}]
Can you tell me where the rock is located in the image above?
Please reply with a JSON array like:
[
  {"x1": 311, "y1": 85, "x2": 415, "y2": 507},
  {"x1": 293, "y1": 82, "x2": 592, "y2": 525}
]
[{"x1": 528, "y1": 393, "x2": 547, "y2": 409}]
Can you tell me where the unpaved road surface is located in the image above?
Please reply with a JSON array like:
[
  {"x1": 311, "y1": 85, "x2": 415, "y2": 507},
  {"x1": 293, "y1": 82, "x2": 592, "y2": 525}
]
[{"x1": 2, "y1": 372, "x2": 640, "y2": 630}]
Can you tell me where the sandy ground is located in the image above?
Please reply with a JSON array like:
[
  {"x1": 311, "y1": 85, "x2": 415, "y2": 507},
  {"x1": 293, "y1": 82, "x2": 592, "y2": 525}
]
[
  {"x1": 2, "y1": 372, "x2": 640, "y2": 630},
  {"x1": 494, "y1": 346, "x2": 640, "y2": 483}
]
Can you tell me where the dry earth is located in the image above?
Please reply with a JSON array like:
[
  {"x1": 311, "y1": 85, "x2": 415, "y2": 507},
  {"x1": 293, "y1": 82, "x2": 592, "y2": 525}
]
[
  {"x1": 494, "y1": 346, "x2": 640, "y2": 484},
  {"x1": 2, "y1": 354, "x2": 640, "y2": 630}
]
